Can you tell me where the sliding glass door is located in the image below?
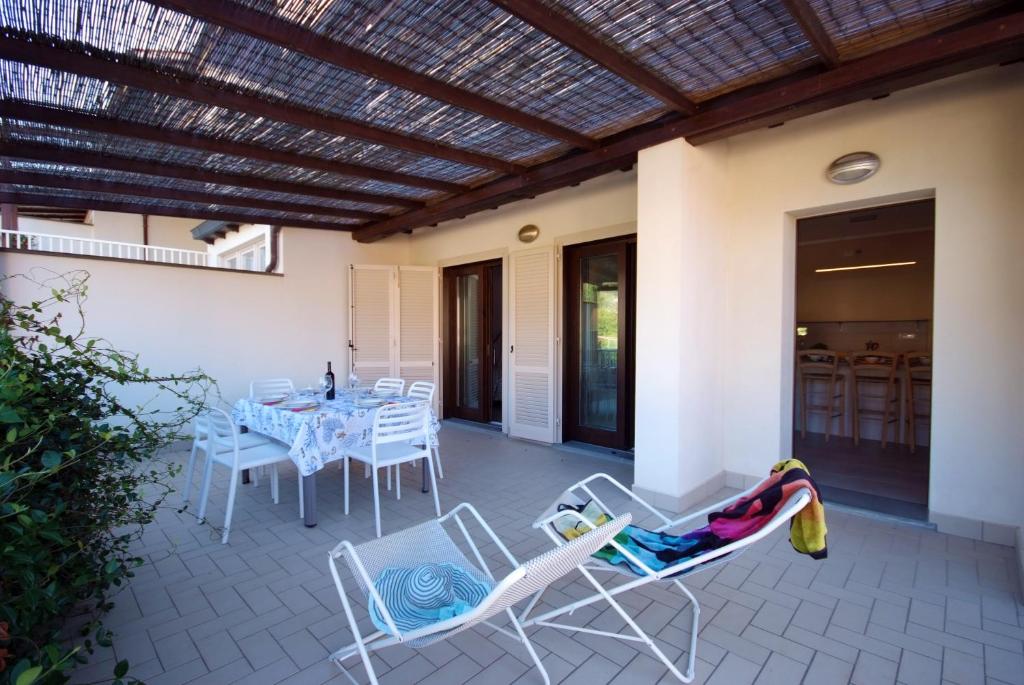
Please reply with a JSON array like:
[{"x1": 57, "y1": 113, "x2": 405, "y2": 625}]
[
  {"x1": 564, "y1": 236, "x2": 636, "y2": 450},
  {"x1": 443, "y1": 260, "x2": 502, "y2": 424}
]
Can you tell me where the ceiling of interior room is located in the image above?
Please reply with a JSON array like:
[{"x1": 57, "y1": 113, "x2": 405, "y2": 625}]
[
  {"x1": 0, "y1": 1, "x2": 1020, "y2": 242},
  {"x1": 797, "y1": 198, "x2": 935, "y2": 244}
]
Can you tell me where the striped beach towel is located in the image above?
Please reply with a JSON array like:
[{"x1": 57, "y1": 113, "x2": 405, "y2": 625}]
[{"x1": 369, "y1": 563, "x2": 492, "y2": 635}]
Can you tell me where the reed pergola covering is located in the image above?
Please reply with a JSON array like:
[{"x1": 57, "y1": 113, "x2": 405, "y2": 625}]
[{"x1": 1, "y1": 0, "x2": 1021, "y2": 242}]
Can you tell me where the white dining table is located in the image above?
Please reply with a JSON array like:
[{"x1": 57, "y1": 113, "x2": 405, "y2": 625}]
[{"x1": 231, "y1": 389, "x2": 440, "y2": 527}]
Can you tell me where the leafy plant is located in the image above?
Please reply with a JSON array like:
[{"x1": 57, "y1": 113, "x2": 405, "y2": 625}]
[{"x1": 0, "y1": 271, "x2": 213, "y2": 685}]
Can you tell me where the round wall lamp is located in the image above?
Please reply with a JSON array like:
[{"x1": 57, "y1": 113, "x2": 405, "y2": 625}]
[
  {"x1": 518, "y1": 224, "x2": 540, "y2": 243},
  {"x1": 826, "y1": 152, "x2": 880, "y2": 184}
]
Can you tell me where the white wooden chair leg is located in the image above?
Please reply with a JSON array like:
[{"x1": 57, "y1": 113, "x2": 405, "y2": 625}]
[
  {"x1": 298, "y1": 474, "x2": 304, "y2": 519},
  {"x1": 271, "y1": 463, "x2": 280, "y2": 504},
  {"x1": 396, "y1": 465, "x2": 401, "y2": 500},
  {"x1": 343, "y1": 456, "x2": 350, "y2": 515},
  {"x1": 507, "y1": 608, "x2": 550, "y2": 685},
  {"x1": 426, "y1": 455, "x2": 441, "y2": 517},
  {"x1": 182, "y1": 441, "x2": 199, "y2": 503},
  {"x1": 372, "y1": 468, "x2": 382, "y2": 538},
  {"x1": 222, "y1": 468, "x2": 240, "y2": 544},
  {"x1": 329, "y1": 562, "x2": 381, "y2": 685},
  {"x1": 196, "y1": 452, "x2": 216, "y2": 523},
  {"x1": 433, "y1": 446, "x2": 444, "y2": 479},
  {"x1": 386, "y1": 465, "x2": 391, "y2": 491}
]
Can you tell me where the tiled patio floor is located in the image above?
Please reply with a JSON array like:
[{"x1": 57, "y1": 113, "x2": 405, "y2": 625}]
[{"x1": 74, "y1": 424, "x2": 1023, "y2": 685}]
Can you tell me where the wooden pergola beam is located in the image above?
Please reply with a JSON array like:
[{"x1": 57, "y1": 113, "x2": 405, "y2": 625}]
[
  {"x1": 355, "y1": 11, "x2": 1024, "y2": 242},
  {"x1": 780, "y1": 0, "x2": 840, "y2": 67},
  {"x1": 1, "y1": 36, "x2": 524, "y2": 174},
  {"x1": 0, "y1": 141, "x2": 424, "y2": 209},
  {"x1": 486, "y1": 0, "x2": 699, "y2": 115},
  {"x1": 0, "y1": 102, "x2": 463, "y2": 194},
  {"x1": 148, "y1": 0, "x2": 597, "y2": 151},
  {"x1": 0, "y1": 191, "x2": 355, "y2": 231},
  {"x1": 0, "y1": 170, "x2": 382, "y2": 222}
]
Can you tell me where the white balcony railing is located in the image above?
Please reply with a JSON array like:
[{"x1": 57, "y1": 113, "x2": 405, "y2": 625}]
[{"x1": 1, "y1": 229, "x2": 209, "y2": 267}]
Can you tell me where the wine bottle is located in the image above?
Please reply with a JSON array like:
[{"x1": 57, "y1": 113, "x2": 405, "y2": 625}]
[{"x1": 325, "y1": 361, "x2": 336, "y2": 400}]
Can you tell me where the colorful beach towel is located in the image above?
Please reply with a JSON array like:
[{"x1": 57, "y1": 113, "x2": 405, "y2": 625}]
[
  {"x1": 709, "y1": 459, "x2": 827, "y2": 559},
  {"x1": 553, "y1": 459, "x2": 827, "y2": 576},
  {"x1": 368, "y1": 563, "x2": 492, "y2": 635}
]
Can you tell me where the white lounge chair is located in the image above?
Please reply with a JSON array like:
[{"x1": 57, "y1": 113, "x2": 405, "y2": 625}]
[
  {"x1": 520, "y1": 473, "x2": 813, "y2": 683},
  {"x1": 328, "y1": 503, "x2": 631, "y2": 684}
]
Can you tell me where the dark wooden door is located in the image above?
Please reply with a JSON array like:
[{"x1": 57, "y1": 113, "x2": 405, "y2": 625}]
[
  {"x1": 443, "y1": 260, "x2": 502, "y2": 423},
  {"x1": 564, "y1": 236, "x2": 636, "y2": 449}
]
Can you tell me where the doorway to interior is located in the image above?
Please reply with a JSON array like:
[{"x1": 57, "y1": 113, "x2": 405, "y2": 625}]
[
  {"x1": 563, "y1": 235, "x2": 636, "y2": 451},
  {"x1": 442, "y1": 259, "x2": 502, "y2": 425},
  {"x1": 793, "y1": 199, "x2": 934, "y2": 519}
]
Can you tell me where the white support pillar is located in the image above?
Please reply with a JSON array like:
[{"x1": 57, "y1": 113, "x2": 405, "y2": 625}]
[{"x1": 633, "y1": 138, "x2": 729, "y2": 512}]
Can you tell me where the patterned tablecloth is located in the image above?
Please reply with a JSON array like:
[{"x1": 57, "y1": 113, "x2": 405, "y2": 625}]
[{"x1": 231, "y1": 391, "x2": 440, "y2": 477}]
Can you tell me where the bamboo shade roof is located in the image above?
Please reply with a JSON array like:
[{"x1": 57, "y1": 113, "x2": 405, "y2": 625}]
[{"x1": 0, "y1": 0, "x2": 1016, "y2": 241}]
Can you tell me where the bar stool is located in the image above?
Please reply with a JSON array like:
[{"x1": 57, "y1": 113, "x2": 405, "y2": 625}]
[
  {"x1": 796, "y1": 350, "x2": 846, "y2": 441},
  {"x1": 903, "y1": 351, "x2": 932, "y2": 453},
  {"x1": 849, "y1": 351, "x2": 900, "y2": 448}
]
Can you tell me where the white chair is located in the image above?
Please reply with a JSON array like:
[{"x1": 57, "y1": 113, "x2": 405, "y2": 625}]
[
  {"x1": 246, "y1": 379, "x2": 294, "y2": 485},
  {"x1": 181, "y1": 412, "x2": 270, "y2": 506},
  {"x1": 249, "y1": 378, "x2": 294, "y2": 400},
  {"x1": 407, "y1": 381, "x2": 443, "y2": 478},
  {"x1": 520, "y1": 474, "x2": 814, "y2": 683},
  {"x1": 342, "y1": 401, "x2": 438, "y2": 538},
  {"x1": 328, "y1": 503, "x2": 631, "y2": 685},
  {"x1": 195, "y1": 408, "x2": 295, "y2": 544},
  {"x1": 372, "y1": 377, "x2": 405, "y2": 395}
]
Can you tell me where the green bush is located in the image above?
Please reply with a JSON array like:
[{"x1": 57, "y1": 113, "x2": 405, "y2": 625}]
[{"x1": 0, "y1": 272, "x2": 213, "y2": 685}]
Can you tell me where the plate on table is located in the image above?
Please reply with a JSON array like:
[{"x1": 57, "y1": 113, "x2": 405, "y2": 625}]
[
  {"x1": 279, "y1": 399, "x2": 319, "y2": 412},
  {"x1": 356, "y1": 397, "x2": 385, "y2": 408},
  {"x1": 258, "y1": 394, "x2": 289, "y2": 405}
]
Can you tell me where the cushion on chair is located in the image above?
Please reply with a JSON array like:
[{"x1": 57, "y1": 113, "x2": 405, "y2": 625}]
[{"x1": 369, "y1": 563, "x2": 492, "y2": 635}]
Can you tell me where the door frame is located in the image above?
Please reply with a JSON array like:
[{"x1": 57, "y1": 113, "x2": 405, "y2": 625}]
[
  {"x1": 442, "y1": 258, "x2": 502, "y2": 424},
  {"x1": 783, "y1": 191, "x2": 936, "y2": 512},
  {"x1": 562, "y1": 234, "x2": 637, "y2": 449}
]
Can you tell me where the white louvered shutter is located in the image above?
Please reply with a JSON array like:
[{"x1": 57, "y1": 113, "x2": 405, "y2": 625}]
[
  {"x1": 398, "y1": 266, "x2": 439, "y2": 408},
  {"x1": 349, "y1": 265, "x2": 396, "y2": 384},
  {"x1": 509, "y1": 247, "x2": 555, "y2": 442}
]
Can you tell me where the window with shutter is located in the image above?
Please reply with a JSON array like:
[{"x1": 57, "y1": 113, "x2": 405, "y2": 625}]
[
  {"x1": 349, "y1": 265, "x2": 396, "y2": 384},
  {"x1": 509, "y1": 248, "x2": 556, "y2": 442},
  {"x1": 349, "y1": 265, "x2": 438, "y2": 398},
  {"x1": 399, "y1": 266, "x2": 439, "y2": 407}
]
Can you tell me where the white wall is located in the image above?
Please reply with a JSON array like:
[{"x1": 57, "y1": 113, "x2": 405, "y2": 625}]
[
  {"x1": 147, "y1": 216, "x2": 202, "y2": 251},
  {"x1": 16, "y1": 211, "x2": 201, "y2": 251},
  {"x1": 409, "y1": 169, "x2": 638, "y2": 264},
  {"x1": 712, "y1": 65, "x2": 1023, "y2": 536},
  {"x1": 1, "y1": 227, "x2": 410, "y2": 410},
  {"x1": 634, "y1": 139, "x2": 729, "y2": 510}
]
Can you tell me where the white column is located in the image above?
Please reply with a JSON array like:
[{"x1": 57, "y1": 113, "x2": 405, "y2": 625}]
[{"x1": 633, "y1": 138, "x2": 729, "y2": 511}]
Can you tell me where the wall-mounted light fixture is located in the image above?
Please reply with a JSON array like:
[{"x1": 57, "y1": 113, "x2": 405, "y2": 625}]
[
  {"x1": 815, "y1": 261, "x2": 916, "y2": 273},
  {"x1": 826, "y1": 152, "x2": 881, "y2": 184},
  {"x1": 518, "y1": 224, "x2": 540, "y2": 243}
]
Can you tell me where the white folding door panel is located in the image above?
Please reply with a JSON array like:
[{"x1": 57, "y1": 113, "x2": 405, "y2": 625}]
[
  {"x1": 350, "y1": 265, "x2": 439, "y2": 396},
  {"x1": 509, "y1": 247, "x2": 556, "y2": 442},
  {"x1": 398, "y1": 266, "x2": 439, "y2": 409},
  {"x1": 349, "y1": 265, "x2": 396, "y2": 384}
]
